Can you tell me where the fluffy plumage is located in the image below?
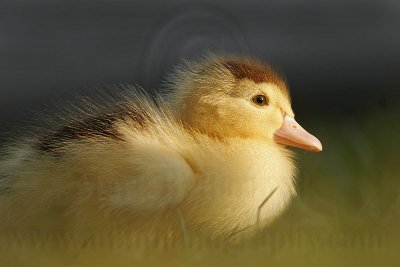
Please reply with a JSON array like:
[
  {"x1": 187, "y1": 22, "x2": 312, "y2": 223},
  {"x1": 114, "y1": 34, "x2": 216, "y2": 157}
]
[{"x1": 0, "y1": 55, "x2": 302, "y2": 243}]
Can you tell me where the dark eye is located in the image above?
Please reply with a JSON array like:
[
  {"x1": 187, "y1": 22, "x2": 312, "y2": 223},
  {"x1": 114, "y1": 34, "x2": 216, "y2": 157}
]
[{"x1": 252, "y1": 95, "x2": 269, "y2": 106}]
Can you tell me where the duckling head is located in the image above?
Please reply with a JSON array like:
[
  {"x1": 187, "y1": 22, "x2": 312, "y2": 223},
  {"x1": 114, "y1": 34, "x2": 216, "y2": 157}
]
[{"x1": 167, "y1": 55, "x2": 322, "y2": 152}]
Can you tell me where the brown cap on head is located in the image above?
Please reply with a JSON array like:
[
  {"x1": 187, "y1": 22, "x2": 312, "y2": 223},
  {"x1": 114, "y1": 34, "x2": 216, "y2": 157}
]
[{"x1": 221, "y1": 57, "x2": 290, "y2": 98}]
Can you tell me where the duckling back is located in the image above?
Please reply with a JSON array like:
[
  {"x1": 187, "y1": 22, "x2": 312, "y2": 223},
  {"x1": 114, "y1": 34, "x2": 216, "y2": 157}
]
[{"x1": 0, "y1": 86, "x2": 196, "y2": 237}]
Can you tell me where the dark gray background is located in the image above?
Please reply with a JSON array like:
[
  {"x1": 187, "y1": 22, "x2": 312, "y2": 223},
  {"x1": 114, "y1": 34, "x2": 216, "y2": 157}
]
[{"x1": 1, "y1": 0, "x2": 399, "y2": 129}]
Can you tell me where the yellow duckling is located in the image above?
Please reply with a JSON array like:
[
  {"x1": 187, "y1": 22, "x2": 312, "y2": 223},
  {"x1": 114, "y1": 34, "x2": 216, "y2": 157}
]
[{"x1": 0, "y1": 55, "x2": 321, "y2": 242}]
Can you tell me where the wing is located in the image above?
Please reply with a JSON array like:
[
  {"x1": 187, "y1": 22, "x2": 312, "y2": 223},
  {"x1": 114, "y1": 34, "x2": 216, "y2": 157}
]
[{"x1": 105, "y1": 137, "x2": 196, "y2": 211}]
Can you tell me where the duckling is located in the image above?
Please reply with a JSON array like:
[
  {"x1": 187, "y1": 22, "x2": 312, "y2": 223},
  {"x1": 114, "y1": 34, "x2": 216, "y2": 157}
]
[{"x1": 0, "y1": 55, "x2": 321, "y2": 243}]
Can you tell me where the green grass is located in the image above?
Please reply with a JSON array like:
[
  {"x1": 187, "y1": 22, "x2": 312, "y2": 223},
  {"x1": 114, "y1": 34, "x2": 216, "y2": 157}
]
[{"x1": 1, "y1": 107, "x2": 399, "y2": 266}]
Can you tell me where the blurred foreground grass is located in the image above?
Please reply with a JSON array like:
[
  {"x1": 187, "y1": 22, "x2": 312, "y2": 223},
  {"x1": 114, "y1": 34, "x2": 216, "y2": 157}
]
[{"x1": 0, "y1": 107, "x2": 399, "y2": 266}]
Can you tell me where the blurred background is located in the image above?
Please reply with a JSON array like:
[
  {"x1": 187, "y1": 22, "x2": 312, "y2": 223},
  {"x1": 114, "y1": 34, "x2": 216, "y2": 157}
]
[{"x1": 0, "y1": 0, "x2": 399, "y2": 265}]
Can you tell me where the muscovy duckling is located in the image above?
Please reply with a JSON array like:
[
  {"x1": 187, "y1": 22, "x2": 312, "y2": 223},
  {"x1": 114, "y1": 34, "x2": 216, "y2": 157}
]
[{"x1": 0, "y1": 55, "x2": 321, "y2": 242}]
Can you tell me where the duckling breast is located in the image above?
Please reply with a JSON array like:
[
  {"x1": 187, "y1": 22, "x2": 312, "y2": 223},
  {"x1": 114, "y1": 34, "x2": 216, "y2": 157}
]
[{"x1": 181, "y1": 138, "x2": 296, "y2": 238}]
